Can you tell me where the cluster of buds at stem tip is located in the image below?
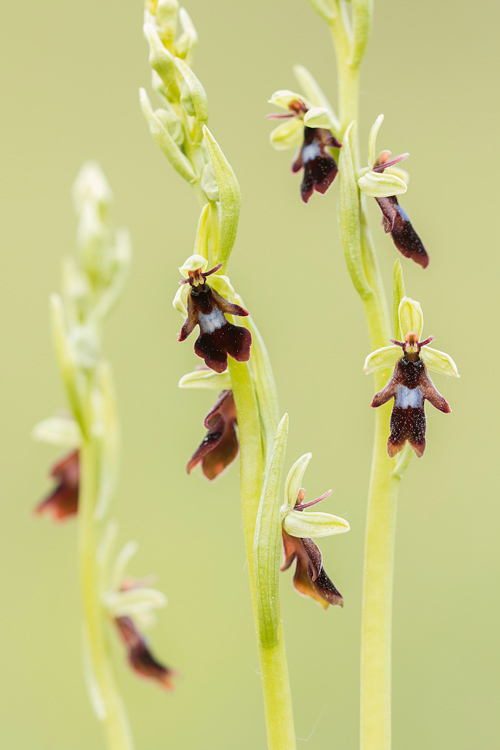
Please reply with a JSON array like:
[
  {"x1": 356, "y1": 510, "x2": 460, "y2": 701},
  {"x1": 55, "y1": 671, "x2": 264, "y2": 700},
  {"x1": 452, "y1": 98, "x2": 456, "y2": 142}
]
[
  {"x1": 174, "y1": 255, "x2": 252, "y2": 373},
  {"x1": 364, "y1": 296, "x2": 459, "y2": 457},
  {"x1": 280, "y1": 453, "x2": 350, "y2": 608},
  {"x1": 268, "y1": 88, "x2": 341, "y2": 203},
  {"x1": 358, "y1": 114, "x2": 429, "y2": 269}
]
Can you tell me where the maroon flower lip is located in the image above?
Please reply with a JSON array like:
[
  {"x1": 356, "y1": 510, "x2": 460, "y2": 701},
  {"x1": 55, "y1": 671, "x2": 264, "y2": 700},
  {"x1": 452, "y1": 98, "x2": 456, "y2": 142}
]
[
  {"x1": 371, "y1": 334, "x2": 451, "y2": 457},
  {"x1": 187, "y1": 390, "x2": 238, "y2": 480},
  {"x1": 115, "y1": 616, "x2": 175, "y2": 691},
  {"x1": 35, "y1": 450, "x2": 79, "y2": 522},
  {"x1": 178, "y1": 264, "x2": 252, "y2": 373},
  {"x1": 292, "y1": 126, "x2": 342, "y2": 204}
]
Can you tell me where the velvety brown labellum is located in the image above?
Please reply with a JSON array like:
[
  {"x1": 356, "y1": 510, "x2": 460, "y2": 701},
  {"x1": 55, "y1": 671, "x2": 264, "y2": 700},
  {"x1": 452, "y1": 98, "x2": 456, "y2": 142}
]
[
  {"x1": 292, "y1": 127, "x2": 341, "y2": 204},
  {"x1": 376, "y1": 195, "x2": 429, "y2": 269},
  {"x1": 178, "y1": 284, "x2": 252, "y2": 373},
  {"x1": 281, "y1": 530, "x2": 343, "y2": 609},
  {"x1": 115, "y1": 616, "x2": 174, "y2": 691},
  {"x1": 35, "y1": 450, "x2": 79, "y2": 522},
  {"x1": 187, "y1": 390, "x2": 238, "y2": 480},
  {"x1": 371, "y1": 356, "x2": 450, "y2": 457}
]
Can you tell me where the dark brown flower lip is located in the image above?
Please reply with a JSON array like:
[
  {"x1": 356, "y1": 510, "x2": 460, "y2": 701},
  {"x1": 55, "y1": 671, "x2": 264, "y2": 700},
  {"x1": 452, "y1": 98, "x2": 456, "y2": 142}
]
[
  {"x1": 371, "y1": 349, "x2": 451, "y2": 457},
  {"x1": 115, "y1": 616, "x2": 175, "y2": 692},
  {"x1": 35, "y1": 449, "x2": 79, "y2": 522},
  {"x1": 178, "y1": 280, "x2": 252, "y2": 373},
  {"x1": 292, "y1": 127, "x2": 341, "y2": 204},
  {"x1": 187, "y1": 390, "x2": 238, "y2": 480},
  {"x1": 281, "y1": 527, "x2": 343, "y2": 609}
]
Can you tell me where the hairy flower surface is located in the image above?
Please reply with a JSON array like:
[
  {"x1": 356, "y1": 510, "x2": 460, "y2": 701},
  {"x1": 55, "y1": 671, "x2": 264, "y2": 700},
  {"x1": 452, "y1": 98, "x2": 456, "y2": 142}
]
[
  {"x1": 35, "y1": 450, "x2": 79, "y2": 522},
  {"x1": 187, "y1": 390, "x2": 238, "y2": 480},
  {"x1": 365, "y1": 297, "x2": 459, "y2": 457},
  {"x1": 175, "y1": 256, "x2": 251, "y2": 373},
  {"x1": 268, "y1": 90, "x2": 341, "y2": 203}
]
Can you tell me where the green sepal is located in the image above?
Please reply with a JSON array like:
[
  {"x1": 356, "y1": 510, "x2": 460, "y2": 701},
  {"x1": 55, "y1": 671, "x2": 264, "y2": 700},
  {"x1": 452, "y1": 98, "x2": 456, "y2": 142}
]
[
  {"x1": 293, "y1": 64, "x2": 341, "y2": 134},
  {"x1": 155, "y1": 106, "x2": 184, "y2": 146},
  {"x1": 421, "y1": 347, "x2": 460, "y2": 378},
  {"x1": 31, "y1": 415, "x2": 81, "y2": 448},
  {"x1": 349, "y1": 0, "x2": 373, "y2": 68},
  {"x1": 201, "y1": 162, "x2": 219, "y2": 201},
  {"x1": 254, "y1": 414, "x2": 289, "y2": 647},
  {"x1": 284, "y1": 452, "x2": 311, "y2": 512},
  {"x1": 175, "y1": 7, "x2": 198, "y2": 67},
  {"x1": 338, "y1": 122, "x2": 372, "y2": 300},
  {"x1": 358, "y1": 169, "x2": 407, "y2": 198},
  {"x1": 178, "y1": 369, "x2": 232, "y2": 390},
  {"x1": 399, "y1": 296, "x2": 423, "y2": 338},
  {"x1": 140, "y1": 88, "x2": 196, "y2": 183},
  {"x1": 154, "y1": 0, "x2": 179, "y2": 48},
  {"x1": 392, "y1": 260, "x2": 406, "y2": 339},
  {"x1": 364, "y1": 345, "x2": 401, "y2": 374},
  {"x1": 143, "y1": 22, "x2": 181, "y2": 102},
  {"x1": 283, "y1": 510, "x2": 350, "y2": 538},
  {"x1": 368, "y1": 113, "x2": 384, "y2": 167},
  {"x1": 203, "y1": 126, "x2": 241, "y2": 270},
  {"x1": 303, "y1": 106, "x2": 337, "y2": 130},
  {"x1": 269, "y1": 117, "x2": 303, "y2": 151},
  {"x1": 175, "y1": 57, "x2": 208, "y2": 141}
]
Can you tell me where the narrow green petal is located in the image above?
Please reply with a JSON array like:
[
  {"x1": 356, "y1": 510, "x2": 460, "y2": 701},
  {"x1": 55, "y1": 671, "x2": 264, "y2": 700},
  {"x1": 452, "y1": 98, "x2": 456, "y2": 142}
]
[
  {"x1": 364, "y1": 345, "x2": 401, "y2": 374},
  {"x1": 422, "y1": 347, "x2": 460, "y2": 378},
  {"x1": 283, "y1": 510, "x2": 350, "y2": 538}
]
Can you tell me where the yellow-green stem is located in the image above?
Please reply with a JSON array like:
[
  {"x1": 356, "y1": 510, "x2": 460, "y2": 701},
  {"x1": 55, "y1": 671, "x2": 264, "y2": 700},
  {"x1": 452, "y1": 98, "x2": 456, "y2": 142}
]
[
  {"x1": 79, "y1": 440, "x2": 132, "y2": 750},
  {"x1": 228, "y1": 359, "x2": 296, "y2": 750},
  {"x1": 329, "y1": 8, "x2": 404, "y2": 750}
]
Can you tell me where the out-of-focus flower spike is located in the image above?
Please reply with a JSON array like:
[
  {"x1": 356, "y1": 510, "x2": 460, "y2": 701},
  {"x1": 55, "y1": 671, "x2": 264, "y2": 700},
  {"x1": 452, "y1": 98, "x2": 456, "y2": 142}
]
[
  {"x1": 115, "y1": 616, "x2": 175, "y2": 691},
  {"x1": 306, "y1": 0, "x2": 336, "y2": 23},
  {"x1": 176, "y1": 7, "x2": 198, "y2": 66},
  {"x1": 154, "y1": 0, "x2": 179, "y2": 47},
  {"x1": 421, "y1": 347, "x2": 460, "y2": 378},
  {"x1": 293, "y1": 64, "x2": 341, "y2": 134},
  {"x1": 140, "y1": 88, "x2": 196, "y2": 183},
  {"x1": 392, "y1": 260, "x2": 406, "y2": 339},
  {"x1": 254, "y1": 414, "x2": 289, "y2": 646},
  {"x1": 94, "y1": 363, "x2": 120, "y2": 522},
  {"x1": 203, "y1": 126, "x2": 241, "y2": 270},
  {"x1": 111, "y1": 540, "x2": 139, "y2": 591},
  {"x1": 50, "y1": 294, "x2": 86, "y2": 435},
  {"x1": 104, "y1": 588, "x2": 168, "y2": 619},
  {"x1": 283, "y1": 510, "x2": 350, "y2": 538},
  {"x1": 363, "y1": 345, "x2": 401, "y2": 374},
  {"x1": 178, "y1": 368, "x2": 232, "y2": 389},
  {"x1": 35, "y1": 450, "x2": 80, "y2": 522},
  {"x1": 398, "y1": 296, "x2": 423, "y2": 340},
  {"x1": 350, "y1": 0, "x2": 374, "y2": 68},
  {"x1": 31, "y1": 414, "x2": 81, "y2": 448},
  {"x1": 143, "y1": 22, "x2": 181, "y2": 103},
  {"x1": 283, "y1": 452, "x2": 312, "y2": 513},
  {"x1": 72, "y1": 161, "x2": 112, "y2": 215}
]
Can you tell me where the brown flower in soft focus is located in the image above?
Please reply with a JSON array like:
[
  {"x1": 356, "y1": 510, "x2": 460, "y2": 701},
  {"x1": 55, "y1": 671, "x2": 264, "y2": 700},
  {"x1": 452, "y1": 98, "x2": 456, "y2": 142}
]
[
  {"x1": 115, "y1": 616, "x2": 175, "y2": 691},
  {"x1": 178, "y1": 263, "x2": 252, "y2": 373},
  {"x1": 187, "y1": 390, "x2": 238, "y2": 480},
  {"x1": 35, "y1": 450, "x2": 79, "y2": 522},
  {"x1": 281, "y1": 488, "x2": 343, "y2": 609},
  {"x1": 373, "y1": 150, "x2": 429, "y2": 269}
]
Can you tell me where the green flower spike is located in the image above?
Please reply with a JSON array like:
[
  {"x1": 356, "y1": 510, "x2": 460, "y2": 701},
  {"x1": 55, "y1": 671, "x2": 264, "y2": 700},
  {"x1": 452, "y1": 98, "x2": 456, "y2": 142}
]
[{"x1": 280, "y1": 453, "x2": 350, "y2": 609}]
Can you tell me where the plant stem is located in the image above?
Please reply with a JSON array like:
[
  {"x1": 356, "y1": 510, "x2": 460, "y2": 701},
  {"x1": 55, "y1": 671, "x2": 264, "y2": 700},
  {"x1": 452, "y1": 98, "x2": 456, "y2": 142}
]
[
  {"x1": 329, "y1": 8, "x2": 405, "y2": 750},
  {"x1": 228, "y1": 358, "x2": 296, "y2": 750},
  {"x1": 79, "y1": 438, "x2": 132, "y2": 750}
]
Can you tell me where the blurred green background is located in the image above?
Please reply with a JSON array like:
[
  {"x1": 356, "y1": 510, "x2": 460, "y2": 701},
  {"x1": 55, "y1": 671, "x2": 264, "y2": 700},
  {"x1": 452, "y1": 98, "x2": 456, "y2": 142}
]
[{"x1": 2, "y1": 0, "x2": 499, "y2": 747}]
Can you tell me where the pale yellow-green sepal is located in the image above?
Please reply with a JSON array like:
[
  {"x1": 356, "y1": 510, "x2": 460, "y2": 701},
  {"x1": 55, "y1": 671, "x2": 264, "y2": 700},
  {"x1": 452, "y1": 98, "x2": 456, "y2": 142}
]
[
  {"x1": 283, "y1": 510, "x2": 350, "y2": 538},
  {"x1": 179, "y1": 253, "x2": 208, "y2": 276},
  {"x1": 268, "y1": 89, "x2": 311, "y2": 110},
  {"x1": 143, "y1": 22, "x2": 181, "y2": 102},
  {"x1": 269, "y1": 118, "x2": 303, "y2": 151},
  {"x1": 102, "y1": 588, "x2": 167, "y2": 619},
  {"x1": 358, "y1": 169, "x2": 407, "y2": 198},
  {"x1": 421, "y1": 347, "x2": 460, "y2": 378},
  {"x1": 175, "y1": 57, "x2": 208, "y2": 139},
  {"x1": 176, "y1": 7, "x2": 198, "y2": 66},
  {"x1": 172, "y1": 283, "x2": 189, "y2": 315},
  {"x1": 155, "y1": 106, "x2": 184, "y2": 146},
  {"x1": 283, "y1": 452, "x2": 311, "y2": 513},
  {"x1": 399, "y1": 296, "x2": 423, "y2": 338},
  {"x1": 201, "y1": 162, "x2": 219, "y2": 201},
  {"x1": 178, "y1": 369, "x2": 232, "y2": 390},
  {"x1": 293, "y1": 64, "x2": 340, "y2": 134},
  {"x1": 209, "y1": 273, "x2": 238, "y2": 303},
  {"x1": 368, "y1": 114, "x2": 384, "y2": 167},
  {"x1": 31, "y1": 415, "x2": 81, "y2": 448},
  {"x1": 364, "y1": 345, "x2": 401, "y2": 374},
  {"x1": 303, "y1": 106, "x2": 336, "y2": 130}
]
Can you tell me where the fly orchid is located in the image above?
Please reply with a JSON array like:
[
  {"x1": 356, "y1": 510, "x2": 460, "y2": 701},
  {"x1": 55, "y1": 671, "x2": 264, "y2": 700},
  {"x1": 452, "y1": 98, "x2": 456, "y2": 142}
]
[
  {"x1": 174, "y1": 255, "x2": 252, "y2": 373},
  {"x1": 267, "y1": 90, "x2": 341, "y2": 203},
  {"x1": 365, "y1": 296, "x2": 459, "y2": 457},
  {"x1": 358, "y1": 114, "x2": 429, "y2": 269}
]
